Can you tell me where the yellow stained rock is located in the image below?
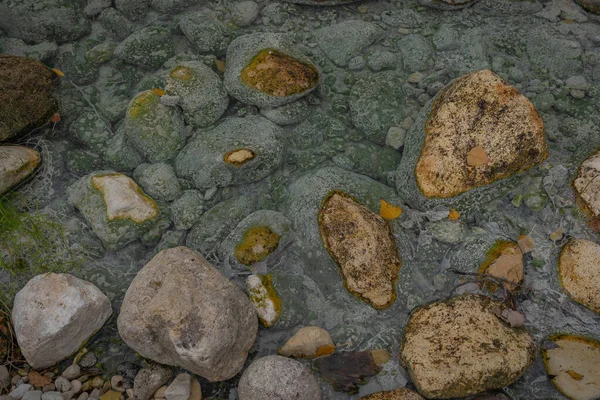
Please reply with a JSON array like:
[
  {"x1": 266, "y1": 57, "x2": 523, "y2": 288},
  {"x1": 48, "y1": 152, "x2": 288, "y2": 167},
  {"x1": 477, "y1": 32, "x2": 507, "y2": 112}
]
[
  {"x1": 246, "y1": 274, "x2": 281, "y2": 327},
  {"x1": 278, "y1": 326, "x2": 334, "y2": 359},
  {"x1": 558, "y1": 239, "x2": 600, "y2": 313},
  {"x1": 91, "y1": 174, "x2": 158, "y2": 223},
  {"x1": 479, "y1": 240, "x2": 524, "y2": 291},
  {"x1": 224, "y1": 148, "x2": 256, "y2": 166},
  {"x1": 319, "y1": 191, "x2": 401, "y2": 309},
  {"x1": 360, "y1": 388, "x2": 425, "y2": 400},
  {"x1": 415, "y1": 69, "x2": 547, "y2": 198},
  {"x1": 234, "y1": 226, "x2": 280, "y2": 265}
]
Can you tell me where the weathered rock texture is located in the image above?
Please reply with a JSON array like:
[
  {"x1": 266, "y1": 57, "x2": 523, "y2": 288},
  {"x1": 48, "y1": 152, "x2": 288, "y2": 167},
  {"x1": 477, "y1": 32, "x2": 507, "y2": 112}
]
[
  {"x1": 558, "y1": 239, "x2": 600, "y2": 313},
  {"x1": 574, "y1": 150, "x2": 600, "y2": 232},
  {"x1": 0, "y1": 146, "x2": 40, "y2": 195},
  {"x1": 12, "y1": 273, "x2": 112, "y2": 369},
  {"x1": 418, "y1": 0, "x2": 478, "y2": 9},
  {"x1": 575, "y1": 0, "x2": 600, "y2": 14},
  {"x1": 360, "y1": 388, "x2": 425, "y2": 400},
  {"x1": 400, "y1": 294, "x2": 536, "y2": 398},
  {"x1": 319, "y1": 191, "x2": 401, "y2": 309},
  {"x1": 0, "y1": 55, "x2": 57, "y2": 142},
  {"x1": 118, "y1": 247, "x2": 257, "y2": 382}
]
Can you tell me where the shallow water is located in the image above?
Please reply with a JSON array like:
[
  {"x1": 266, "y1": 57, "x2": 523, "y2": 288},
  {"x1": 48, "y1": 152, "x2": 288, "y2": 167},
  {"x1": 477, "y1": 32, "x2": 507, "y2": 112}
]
[{"x1": 2, "y1": 0, "x2": 600, "y2": 398}]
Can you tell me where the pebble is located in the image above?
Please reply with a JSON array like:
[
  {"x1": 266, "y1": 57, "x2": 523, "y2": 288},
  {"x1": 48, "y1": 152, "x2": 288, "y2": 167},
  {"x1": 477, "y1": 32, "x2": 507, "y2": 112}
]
[
  {"x1": 407, "y1": 72, "x2": 425, "y2": 83},
  {"x1": 69, "y1": 381, "x2": 81, "y2": 395},
  {"x1": 10, "y1": 384, "x2": 32, "y2": 400},
  {"x1": 109, "y1": 377, "x2": 124, "y2": 393},
  {"x1": 41, "y1": 392, "x2": 63, "y2": 400},
  {"x1": 12, "y1": 376, "x2": 21, "y2": 386},
  {"x1": 164, "y1": 374, "x2": 190, "y2": 400},
  {"x1": 385, "y1": 126, "x2": 406, "y2": 150},
  {"x1": 570, "y1": 89, "x2": 585, "y2": 99},
  {"x1": 76, "y1": 393, "x2": 88, "y2": 400},
  {"x1": 21, "y1": 392, "x2": 41, "y2": 400},
  {"x1": 54, "y1": 378, "x2": 71, "y2": 393},
  {"x1": 153, "y1": 387, "x2": 166, "y2": 399},
  {"x1": 565, "y1": 75, "x2": 590, "y2": 91},
  {"x1": 61, "y1": 391, "x2": 75, "y2": 400},
  {"x1": 91, "y1": 378, "x2": 104, "y2": 390},
  {"x1": 61, "y1": 366, "x2": 81, "y2": 381},
  {"x1": 78, "y1": 353, "x2": 98, "y2": 369},
  {"x1": 188, "y1": 380, "x2": 200, "y2": 400},
  {"x1": 0, "y1": 367, "x2": 8, "y2": 390},
  {"x1": 88, "y1": 389, "x2": 99, "y2": 400},
  {"x1": 42, "y1": 385, "x2": 55, "y2": 393}
]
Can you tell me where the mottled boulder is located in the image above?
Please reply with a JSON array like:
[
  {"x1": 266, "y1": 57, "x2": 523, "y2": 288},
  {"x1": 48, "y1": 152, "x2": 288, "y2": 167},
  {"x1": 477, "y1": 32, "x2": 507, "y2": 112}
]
[
  {"x1": 118, "y1": 247, "x2": 257, "y2": 382},
  {"x1": 0, "y1": 55, "x2": 57, "y2": 142},
  {"x1": 417, "y1": 0, "x2": 478, "y2": 9},
  {"x1": 12, "y1": 273, "x2": 112, "y2": 369},
  {"x1": 115, "y1": 0, "x2": 150, "y2": 20},
  {"x1": 397, "y1": 34, "x2": 433, "y2": 73},
  {"x1": 115, "y1": 26, "x2": 175, "y2": 70},
  {"x1": 151, "y1": 0, "x2": 195, "y2": 14},
  {"x1": 175, "y1": 116, "x2": 283, "y2": 189},
  {"x1": 165, "y1": 61, "x2": 229, "y2": 128},
  {"x1": 314, "y1": 20, "x2": 382, "y2": 67},
  {"x1": 558, "y1": 239, "x2": 600, "y2": 313},
  {"x1": 401, "y1": 295, "x2": 536, "y2": 398},
  {"x1": 360, "y1": 388, "x2": 424, "y2": 400},
  {"x1": 67, "y1": 171, "x2": 160, "y2": 250},
  {"x1": 179, "y1": 12, "x2": 231, "y2": 55},
  {"x1": 574, "y1": 150, "x2": 600, "y2": 232},
  {"x1": 575, "y1": 0, "x2": 600, "y2": 15},
  {"x1": 0, "y1": 0, "x2": 90, "y2": 44},
  {"x1": 260, "y1": 99, "x2": 309, "y2": 126},
  {"x1": 238, "y1": 355, "x2": 321, "y2": 400},
  {"x1": 542, "y1": 334, "x2": 600, "y2": 400},
  {"x1": 224, "y1": 33, "x2": 320, "y2": 108},
  {"x1": 123, "y1": 90, "x2": 186, "y2": 163},
  {"x1": 0, "y1": 146, "x2": 40, "y2": 195},
  {"x1": 396, "y1": 70, "x2": 547, "y2": 211},
  {"x1": 319, "y1": 191, "x2": 401, "y2": 309},
  {"x1": 134, "y1": 163, "x2": 182, "y2": 202}
]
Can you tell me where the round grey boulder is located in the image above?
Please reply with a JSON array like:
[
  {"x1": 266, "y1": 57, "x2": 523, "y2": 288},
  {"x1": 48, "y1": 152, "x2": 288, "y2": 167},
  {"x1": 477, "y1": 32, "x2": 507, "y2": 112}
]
[{"x1": 238, "y1": 355, "x2": 321, "y2": 400}]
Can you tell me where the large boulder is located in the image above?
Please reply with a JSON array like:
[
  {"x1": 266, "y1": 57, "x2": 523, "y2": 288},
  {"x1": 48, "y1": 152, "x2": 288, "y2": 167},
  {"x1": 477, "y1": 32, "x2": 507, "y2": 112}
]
[
  {"x1": 0, "y1": 0, "x2": 90, "y2": 44},
  {"x1": 237, "y1": 355, "x2": 321, "y2": 400},
  {"x1": 179, "y1": 12, "x2": 232, "y2": 55},
  {"x1": 573, "y1": 149, "x2": 600, "y2": 232},
  {"x1": 0, "y1": 55, "x2": 57, "y2": 142},
  {"x1": 558, "y1": 239, "x2": 600, "y2": 314},
  {"x1": 12, "y1": 273, "x2": 112, "y2": 369},
  {"x1": 0, "y1": 146, "x2": 40, "y2": 195},
  {"x1": 114, "y1": 26, "x2": 175, "y2": 70},
  {"x1": 224, "y1": 33, "x2": 320, "y2": 108},
  {"x1": 400, "y1": 295, "x2": 536, "y2": 398},
  {"x1": 117, "y1": 246, "x2": 258, "y2": 382},
  {"x1": 396, "y1": 69, "x2": 548, "y2": 211}
]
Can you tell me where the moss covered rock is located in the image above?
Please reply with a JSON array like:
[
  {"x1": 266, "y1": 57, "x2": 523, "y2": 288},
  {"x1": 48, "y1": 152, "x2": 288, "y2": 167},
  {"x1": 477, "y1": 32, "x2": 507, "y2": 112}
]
[
  {"x1": 134, "y1": 163, "x2": 182, "y2": 202},
  {"x1": 558, "y1": 239, "x2": 600, "y2": 314},
  {"x1": 401, "y1": 294, "x2": 536, "y2": 398},
  {"x1": 0, "y1": 146, "x2": 41, "y2": 195},
  {"x1": 0, "y1": 55, "x2": 57, "y2": 142},
  {"x1": 114, "y1": 26, "x2": 175, "y2": 70},
  {"x1": 396, "y1": 70, "x2": 547, "y2": 211},
  {"x1": 224, "y1": 33, "x2": 320, "y2": 108}
]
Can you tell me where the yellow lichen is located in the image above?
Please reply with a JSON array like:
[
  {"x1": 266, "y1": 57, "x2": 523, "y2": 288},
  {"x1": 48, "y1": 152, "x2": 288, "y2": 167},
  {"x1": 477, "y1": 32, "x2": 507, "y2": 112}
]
[
  {"x1": 247, "y1": 274, "x2": 282, "y2": 327},
  {"x1": 127, "y1": 91, "x2": 160, "y2": 119},
  {"x1": 235, "y1": 226, "x2": 280, "y2": 265},
  {"x1": 224, "y1": 148, "x2": 256, "y2": 166},
  {"x1": 170, "y1": 66, "x2": 194, "y2": 81}
]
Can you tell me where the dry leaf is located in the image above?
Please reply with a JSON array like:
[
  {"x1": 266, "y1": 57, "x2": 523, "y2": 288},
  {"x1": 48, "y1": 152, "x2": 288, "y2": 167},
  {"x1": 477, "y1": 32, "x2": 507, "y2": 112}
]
[
  {"x1": 52, "y1": 68, "x2": 65, "y2": 77},
  {"x1": 467, "y1": 146, "x2": 490, "y2": 166},
  {"x1": 151, "y1": 88, "x2": 166, "y2": 97},
  {"x1": 566, "y1": 370, "x2": 584, "y2": 381},
  {"x1": 448, "y1": 209, "x2": 460, "y2": 221},
  {"x1": 29, "y1": 371, "x2": 52, "y2": 388},
  {"x1": 379, "y1": 199, "x2": 403, "y2": 220},
  {"x1": 215, "y1": 59, "x2": 226, "y2": 72},
  {"x1": 517, "y1": 235, "x2": 535, "y2": 253}
]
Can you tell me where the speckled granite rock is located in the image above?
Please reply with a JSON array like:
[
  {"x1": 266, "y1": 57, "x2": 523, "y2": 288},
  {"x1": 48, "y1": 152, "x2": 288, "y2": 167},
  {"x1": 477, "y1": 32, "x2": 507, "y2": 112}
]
[
  {"x1": 558, "y1": 239, "x2": 600, "y2": 313},
  {"x1": 314, "y1": 20, "x2": 382, "y2": 67},
  {"x1": 114, "y1": 26, "x2": 175, "y2": 69},
  {"x1": 360, "y1": 388, "x2": 424, "y2": 400},
  {"x1": 574, "y1": 149, "x2": 600, "y2": 232}
]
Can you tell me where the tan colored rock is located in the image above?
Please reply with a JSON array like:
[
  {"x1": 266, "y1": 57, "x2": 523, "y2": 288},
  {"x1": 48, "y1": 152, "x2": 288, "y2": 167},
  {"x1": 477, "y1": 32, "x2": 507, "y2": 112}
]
[
  {"x1": 360, "y1": 388, "x2": 424, "y2": 400},
  {"x1": 318, "y1": 191, "x2": 401, "y2": 309},
  {"x1": 479, "y1": 241, "x2": 524, "y2": 291},
  {"x1": 278, "y1": 326, "x2": 334, "y2": 359},
  {"x1": 542, "y1": 334, "x2": 600, "y2": 400},
  {"x1": 401, "y1": 294, "x2": 536, "y2": 399},
  {"x1": 574, "y1": 150, "x2": 600, "y2": 231},
  {"x1": 224, "y1": 149, "x2": 255, "y2": 166},
  {"x1": 0, "y1": 146, "x2": 40, "y2": 195},
  {"x1": 91, "y1": 174, "x2": 158, "y2": 223},
  {"x1": 188, "y1": 378, "x2": 201, "y2": 400},
  {"x1": 558, "y1": 239, "x2": 600, "y2": 313},
  {"x1": 415, "y1": 69, "x2": 547, "y2": 198}
]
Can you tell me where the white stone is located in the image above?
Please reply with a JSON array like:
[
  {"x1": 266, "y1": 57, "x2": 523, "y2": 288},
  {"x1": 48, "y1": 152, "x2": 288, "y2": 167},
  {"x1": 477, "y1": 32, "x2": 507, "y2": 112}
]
[
  {"x1": 164, "y1": 374, "x2": 190, "y2": 400},
  {"x1": 246, "y1": 275, "x2": 279, "y2": 328},
  {"x1": 278, "y1": 326, "x2": 334, "y2": 359},
  {"x1": 91, "y1": 174, "x2": 158, "y2": 223},
  {"x1": 385, "y1": 126, "x2": 406, "y2": 150}
]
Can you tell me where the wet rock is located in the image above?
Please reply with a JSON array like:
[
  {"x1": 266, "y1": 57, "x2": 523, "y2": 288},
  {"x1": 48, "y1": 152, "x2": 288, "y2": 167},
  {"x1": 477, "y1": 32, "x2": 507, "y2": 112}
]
[
  {"x1": 69, "y1": 111, "x2": 113, "y2": 154},
  {"x1": 396, "y1": 70, "x2": 548, "y2": 211},
  {"x1": 526, "y1": 28, "x2": 583, "y2": 78},
  {"x1": 134, "y1": 163, "x2": 182, "y2": 202},
  {"x1": 332, "y1": 141, "x2": 402, "y2": 182},
  {"x1": 98, "y1": 9, "x2": 135, "y2": 40},
  {"x1": 115, "y1": 27, "x2": 175, "y2": 70},
  {"x1": 118, "y1": 247, "x2": 258, "y2": 381},
  {"x1": 164, "y1": 374, "x2": 190, "y2": 400},
  {"x1": 56, "y1": 43, "x2": 98, "y2": 85},
  {"x1": 542, "y1": 334, "x2": 600, "y2": 400},
  {"x1": 360, "y1": 388, "x2": 424, "y2": 400},
  {"x1": 104, "y1": 129, "x2": 145, "y2": 171},
  {"x1": 397, "y1": 35, "x2": 434, "y2": 73},
  {"x1": 261, "y1": 3, "x2": 288, "y2": 26},
  {"x1": 175, "y1": 116, "x2": 283, "y2": 189},
  {"x1": 558, "y1": 239, "x2": 600, "y2": 313},
  {"x1": 123, "y1": 90, "x2": 186, "y2": 163},
  {"x1": 367, "y1": 51, "x2": 397, "y2": 72},
  {"x1": 314, "y1": 350, "x2": 383, "y2": 393},
  {"x1": 479, "y1": 241, "x2": 524, "y2": 291},
  {"x1": 314, "y1": 20, "x2": 382, "y2": 67},
  {"x1": 151, "y1": 0, "x2": 194, "y2": 14},
  {"x1": 0, "y1": 0, "x2": 90, "y2": 44},
  {"x1": 238, "y1": 355, "x2": 321, "y2": 400},
  {"x1": 224, "y1": 33, "x2": 320, "y2": 108},
  {"x1": 165, "y1": 61, "x2": 228, "y2": 128},
  {"x1": 0, "y1": 39, "x2": 57, "y2": 62},
  {"x1": 231, "y1": 1, "x2": 259, "y2": 27},
  {"x1": 349, "y1": 72, "x2": 407, "y2": 145},
  {"x1": 279, "y1": 326, "x2": 334, "y2": 359},
  {"x1": 246, "y1": 274, "x2": 281, "y2": 327},
  {"x1": 115, "y1": 0, "x2": 149, "y2": 20},
  {"x1": 84, "y1": 0, "x2": 111, "y2": 17},
  {"x1": 0, "y1": 55, "x2": 57, "y2": 142},
  {"x1": 432, "y1": 23, "x2": 460, "y2": 51},
  {"x1": 575, "y1": 0, "x2": 600, "y2": 14},
  {"x1": 133, "y1": 365, "x2": 172, "y2": 400},
  {"x1": 67, "y1": 171, "x2": 160, "y2": 250},
  {"x1": 401, "y1": 294, "x2": 536, "y2": 398},
  {"x1": 169, "y1": 190, "x2": 204, "y2": 230},
  {"x1": 260, "y1": 98, "x2": 309, "y2": 126},
  {"x1": 179, "y1": 12, "x2": 231, "y2": 55},
  {"x1": 0, "y1": 146, "x2": 41, "y2": 196},
  {"x1": 574, "y1": 150, "x2": 600, "y2": 232},
  {"x1": 417, "y1": 0, "x2": 478, "y2": 9},
  {"x1": 319, "y1": 191, "x2": 401, "y2": 309},
  {"x1": 12, "y1": 273, "x2": 112, "y2": 369}
]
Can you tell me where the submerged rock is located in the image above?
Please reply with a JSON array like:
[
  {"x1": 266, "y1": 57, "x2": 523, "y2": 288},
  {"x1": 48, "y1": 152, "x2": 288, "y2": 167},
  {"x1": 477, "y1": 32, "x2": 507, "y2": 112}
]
[
  {"x1": 224, "y1": 33, "x2": 320, "y2": 108},
  {"x1": 396, "y1": 70, "x2": 547, "y2": 210},
  {"x1": 134, "y1": 163, "x2": 182, "y2": 202},
  {"x1": 319, "y1": 191, "x2": 401, "y2": 309},
  {"x1": 401, "y1": 295, "x2": 536, "y2": 398},
  {"x1": 114, "y1": 26, "x2": 175, "y2": 70},
  {"x1": 574, "y1": 150, "x2": 600, "y2": 232},
  {"x1": 179, "y1": 12, "x2": 231, "y2": 55},
  {"x1": 282, "y1": 0, "x2": 360, "y2": 3},
  {"x1": 175, "y1": 116, "x2": 283, "y2": 189},
  {"x1": 238, "y1": 355, "x2": 321, "y2": 400},
  {"x1": 118, "y1": 247, "x2": 257, "y2": 382},
  {"x1": 558, "y1": 239, "x2": 600, "y2": 314},
  {"x1": 12, "y1": 273, "x2": 112, "y2": 369},
  {"x1": 575, "y1": 0, "x2": 600, "y2": 14},
  {"x1": 314, "y1": 350, "x2": 384, "y2": 393},
  {"x1": 0, "y1": 55, "x2": 57, "y2": 142},
  {"x1": 314, "y1": 20, "x2": 382, "y2": 67},
  {"x1": 67, "y1": 171, "x2": 160, "y2": 250},
  {"x1": 278, "y1": 326, "x2": 335, "y2": 359},
  {"x1": 0, "y1": 146, "x2": 40, "y2": 195},
  {"x1": 417, "y1": 0, "x2": 478, "y2": 9},
  {"x1": 360, "y1": 388, "x2": 424, "y2": 400},
  {"x1": 165, "y1": 61, "x2": 228, "y2": 128},
  {"x1": 246, "y1": 274, "x2": 282, "y2": 327},
  {"x1": 260, "y1": 98, "x2": 309, "y2": 126},
  {"x1": 542, "y1": 334, "x2": 600, "y2": 400}
]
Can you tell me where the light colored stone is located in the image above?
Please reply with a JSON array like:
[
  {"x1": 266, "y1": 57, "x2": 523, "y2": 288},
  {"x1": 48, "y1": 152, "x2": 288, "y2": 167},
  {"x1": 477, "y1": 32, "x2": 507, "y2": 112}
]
[
  {"x1": 10, "y1": 385, "x2": 32, "y2": 400},
  {"x1": 401, "y1": 294, "x2": 536, "y2": 398},
  {"x1": 12, "y1": 273, "x2": 112, "y2": 370},
  {"x1": 21, "y1": 391, "x2": 41, "y2": 400},
  {"x1": 133, "y1": 365, "x2": 172, "y2": 400},
  {"x1": 238, "y1": 355, "x2": 321, "y2": 400},
  {"x1": 118, "y1": 247, "x2": 257, "y2": 382},
  {"x1": 574, "y1": 150, "x2": 600, "y2": 230},
  {"x1": 558, "y1": 239, "x2": 600, "y2": 313},
  {"x1": 60, "y1": 366, "x2": 81, "y2": 381},
  {"x1": 41, "y1": 392, "x2": 62, "y2": 400},
  {"x1": 318, "y1": 191, "x2": 401, "y2": 309},
  {"x1": 246, "y1": 275, "x2": 281, "y2": 328},
  {"x1": 91, "y1": 174, "x2": 158, "y2": 223},
  {"x1": 187, "y1": 379, "x2": 200, "y2": 400},
  {"x1": 109, "y1": 377, "x2": 123, "y2": 394},
  {"x1": 479, "y1": 241, "x2": 524, "y2": 291},
  {"x1": 153, "y1": 386, "x2": 166, "y2": 399},
  {"x1": 54, "y1": 378, "x2": 70, "y2": 393},
  {"x1": 360, "y1": 388, "x2": 424, "y2": 400},
  {"x1": 278, "y1": 326, "x2": 334, "y2": 359},
  {"x1": 164, "y1": 375, "x2": 190, "y2": 400},
  {"x1": 0, "y1": 146, "x2": 41, "y2": 195},
  {"x1": 385, "y1": 127, "x2": 406, "y2": 150}
]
